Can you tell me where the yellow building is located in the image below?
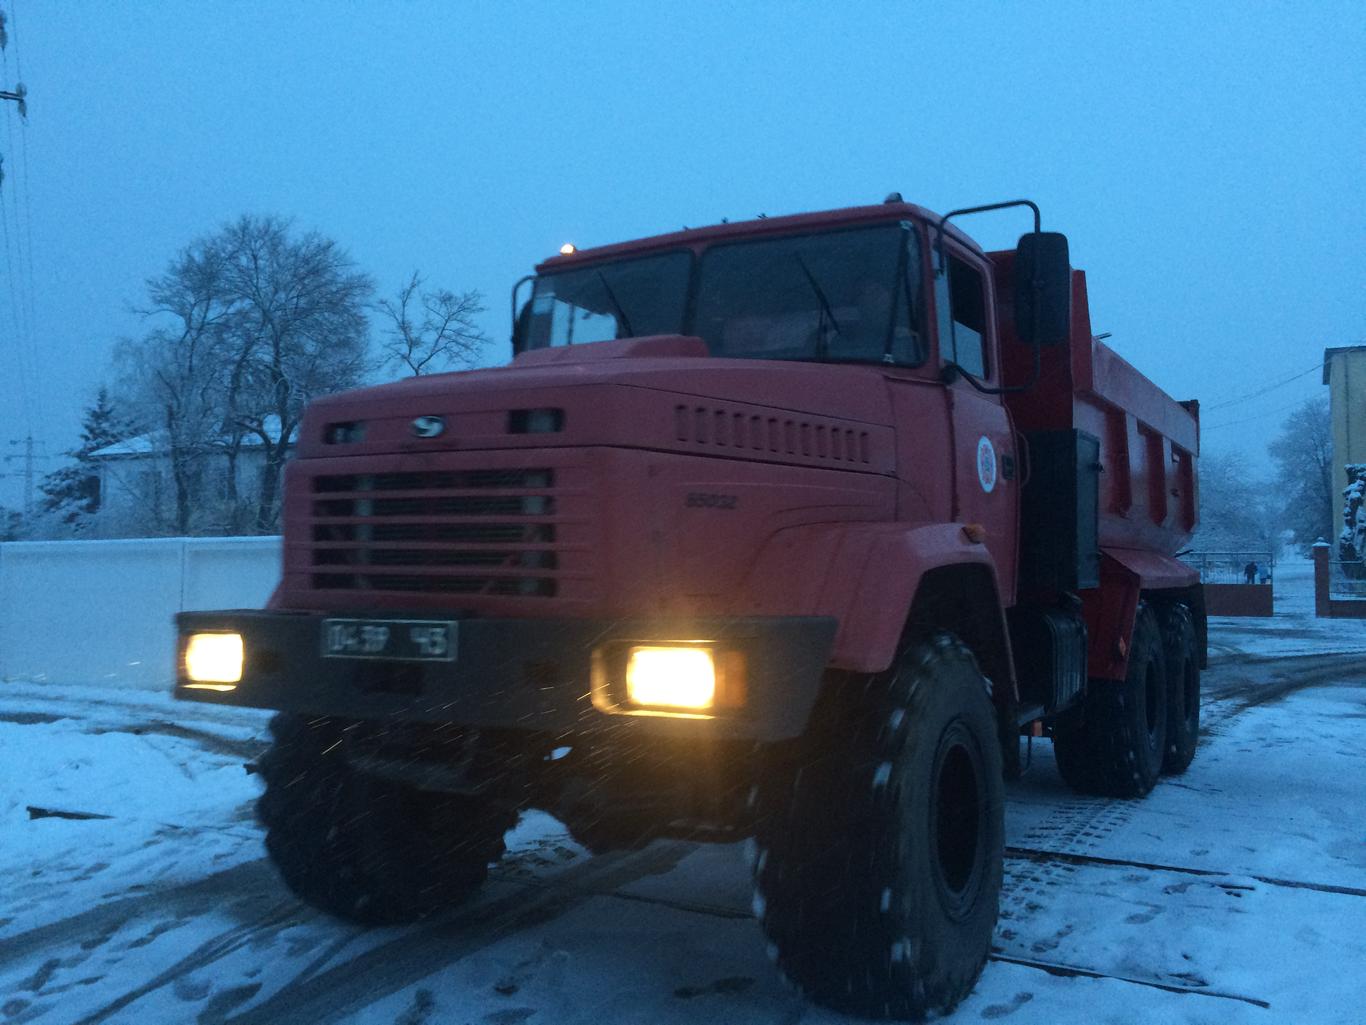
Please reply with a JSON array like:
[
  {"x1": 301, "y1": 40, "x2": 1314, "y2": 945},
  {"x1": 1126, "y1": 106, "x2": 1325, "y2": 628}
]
[{"x1": 1324, "y1": 345, "x2": 1366, "y2": 501}]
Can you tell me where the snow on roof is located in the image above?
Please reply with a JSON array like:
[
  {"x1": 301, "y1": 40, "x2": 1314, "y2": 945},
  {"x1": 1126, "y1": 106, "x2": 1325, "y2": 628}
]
[
  {"x1": 90, "y1": 434, "x2": 159, "y2": 458},
  {"x1": 90, "y1": 416, "x2": 295, "y2": 459}
]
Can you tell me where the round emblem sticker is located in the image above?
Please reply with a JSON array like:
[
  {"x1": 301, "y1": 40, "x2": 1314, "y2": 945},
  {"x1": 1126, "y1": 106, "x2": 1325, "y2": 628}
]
[{"x1": 976, "y1": 436, "x2": 997, "y2": 494}]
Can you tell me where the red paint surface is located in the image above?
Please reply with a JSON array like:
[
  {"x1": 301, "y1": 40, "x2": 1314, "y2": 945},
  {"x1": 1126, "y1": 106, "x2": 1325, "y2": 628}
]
[{"x1": 1203, "y1": 584, "x2": 1273, "y2": 617}]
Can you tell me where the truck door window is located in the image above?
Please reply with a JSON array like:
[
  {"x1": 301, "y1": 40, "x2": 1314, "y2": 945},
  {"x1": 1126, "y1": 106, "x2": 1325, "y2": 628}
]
[
  {"x1": 523, "y1": 251, "x2": 691, "y2": 348},
  {"x1": 938, "y1": 254, "x2": 988, "y2": 378}
]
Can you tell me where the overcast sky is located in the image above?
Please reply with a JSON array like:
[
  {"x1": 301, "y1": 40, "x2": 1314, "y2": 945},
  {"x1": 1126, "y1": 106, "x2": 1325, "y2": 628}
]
[{"x1": 0, "y1": 1, "x2": 1362, "y2": 509}]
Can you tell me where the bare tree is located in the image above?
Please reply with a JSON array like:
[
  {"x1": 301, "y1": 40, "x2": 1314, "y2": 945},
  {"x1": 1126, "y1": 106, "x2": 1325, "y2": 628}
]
[
  {"x1": 114, "y1": 326, "x2": 222, "y2": 535},
  {"x1": 1269, "y1": 397, "x2": 1334, "y2": 551},
  {"x1": 132, "y1": 233, "x2": 243, "y2": 532},
  {"x1": 113, "y1": 215, "x2": 373, "y2": 536},
  {"x1": 1190, "y1": 451, "x2": 1279, "y2": 555},
  {"x1": 115, "y1": 239, "x2": 240, "y2": 534},
  {"x1": 376, "y1": 271, "x2": 488, "y2": 376},
  {"x1": 216, "y1": 216, "x2": 372, "y2": 530}
]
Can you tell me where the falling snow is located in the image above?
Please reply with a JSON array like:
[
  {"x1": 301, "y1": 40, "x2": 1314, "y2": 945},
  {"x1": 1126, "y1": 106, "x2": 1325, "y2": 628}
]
[{"x1": 1, "y1": 562, "x2": 1365, "y2": 1023}]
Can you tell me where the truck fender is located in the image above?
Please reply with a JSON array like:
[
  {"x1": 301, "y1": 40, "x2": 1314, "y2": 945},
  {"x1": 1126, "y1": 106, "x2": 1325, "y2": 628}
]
[
  {"x1": 749, "y1": 521, "x2": 1016, "y2": 701},
  {"x1": 1084, "y1": 548, "x2": 1203, "y2": 681}
]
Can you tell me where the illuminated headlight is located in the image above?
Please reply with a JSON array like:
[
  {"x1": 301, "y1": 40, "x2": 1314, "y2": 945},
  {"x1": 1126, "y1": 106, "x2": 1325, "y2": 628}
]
[
  {"x1": 184, "y1": 632, "x2": 244, "y2": 689},
  {"x1": 625, "y1": 646, "x2": 716, "y2": 710}
]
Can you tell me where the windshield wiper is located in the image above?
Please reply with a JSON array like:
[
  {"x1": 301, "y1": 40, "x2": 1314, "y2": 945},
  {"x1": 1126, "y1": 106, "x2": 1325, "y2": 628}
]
[
  {"x1": 794, "y1": 253, "x2": 842, "y2": 359},
  {"x1": 596, "y1": 270, "x2": 635, "y2": 338}
]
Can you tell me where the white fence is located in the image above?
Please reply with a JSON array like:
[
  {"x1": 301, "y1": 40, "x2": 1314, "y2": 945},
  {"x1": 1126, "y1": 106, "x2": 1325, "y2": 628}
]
[{"x1": 0, "y1": 536, "x2": 281, "y2": 690}]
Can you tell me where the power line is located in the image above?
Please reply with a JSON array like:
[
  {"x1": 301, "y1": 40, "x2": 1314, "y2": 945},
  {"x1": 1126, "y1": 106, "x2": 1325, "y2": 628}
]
[
  {"x1": 1201, "y1": 360, "x2": 1324, "y2": 413},
  {"x1": 1203, "y1": 396, "x2": 1313, "y2": 432}
]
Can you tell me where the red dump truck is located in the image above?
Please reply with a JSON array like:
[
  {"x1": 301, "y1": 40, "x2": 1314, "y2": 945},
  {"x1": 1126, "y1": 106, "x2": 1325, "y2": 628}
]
[{"x1": 174, "y1": 197, "x2": 1202, "y2": 1020}]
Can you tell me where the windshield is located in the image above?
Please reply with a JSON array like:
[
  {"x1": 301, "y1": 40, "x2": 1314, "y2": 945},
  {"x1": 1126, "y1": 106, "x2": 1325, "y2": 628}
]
[
  {"x1": 523, "y1": 252, "x2": 691, "y2": 348},
  {"x1": 694, "y1": 224, "x2": 924, "y2": 365},
  {"x1": 519, "y1": 223, "x2": 925, "y2": 366}
]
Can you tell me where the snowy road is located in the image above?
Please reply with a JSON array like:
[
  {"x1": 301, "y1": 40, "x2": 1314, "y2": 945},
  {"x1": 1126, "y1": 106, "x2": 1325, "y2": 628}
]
[{"x1": 3, "y1": 651, "x2": 1364, "y2": 1025}]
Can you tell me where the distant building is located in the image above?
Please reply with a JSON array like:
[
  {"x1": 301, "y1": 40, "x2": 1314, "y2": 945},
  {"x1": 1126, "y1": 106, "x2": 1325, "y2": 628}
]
[
  {"x1": 1324, "y1": 345, "x2": 1366, "y2": 500},
  {"x1": 88, "y1": 418, "x2": 294, "y2": 536}
]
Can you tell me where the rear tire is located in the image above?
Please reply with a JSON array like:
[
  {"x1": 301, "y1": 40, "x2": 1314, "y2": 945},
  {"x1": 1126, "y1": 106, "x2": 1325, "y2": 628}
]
[
  {"x1": 256, "y1": 713, "x2": 517, "y2": 924},
  {"x1": 1052, "y1": 604, "x2": 1168, "y2": 798},
  {"x1": 1159, "y1": 603, "x2": 1200, "y2": 774},
  {"x1": 751, "y1": 634, "x2": 1004, "y2": 1020}
]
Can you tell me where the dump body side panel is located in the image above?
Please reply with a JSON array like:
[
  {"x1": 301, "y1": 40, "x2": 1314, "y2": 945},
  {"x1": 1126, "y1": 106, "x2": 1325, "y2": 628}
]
[
  {"x1": 992, "y1": 252, "x2": 1199, "y2": 683},
  {"x1": 992, "y1": 253, "x2": 1200, "y2": 561}
]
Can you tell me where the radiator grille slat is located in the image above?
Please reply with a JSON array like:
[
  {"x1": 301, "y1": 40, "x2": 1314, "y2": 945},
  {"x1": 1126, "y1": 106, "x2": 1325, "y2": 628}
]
[{"x1": 307, "y1": 468, "x2": 561, "y2": 597}]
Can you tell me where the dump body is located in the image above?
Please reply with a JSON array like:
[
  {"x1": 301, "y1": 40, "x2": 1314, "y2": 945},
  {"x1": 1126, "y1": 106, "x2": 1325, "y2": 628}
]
[
  {"x1": 993, "y1": 250, "x2": 1201, "y2": 683},
  {"x1": 994, "y1": 251, "x2": 1199, "y2": 563}
]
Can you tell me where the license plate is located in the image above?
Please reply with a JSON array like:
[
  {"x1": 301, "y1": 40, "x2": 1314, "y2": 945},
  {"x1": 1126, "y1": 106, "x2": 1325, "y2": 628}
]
[{"x1": 321, "y1": 619, "x2": 457, "y2": 662}]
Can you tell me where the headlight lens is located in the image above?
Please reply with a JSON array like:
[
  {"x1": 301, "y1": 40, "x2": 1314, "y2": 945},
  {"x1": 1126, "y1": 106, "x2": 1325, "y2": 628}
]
[
  {"x1": 184, "y1": 632, "x2": 244, "y2": 688},
  {"x1": 624, "y1": 645, "x2": 715, "y2": 710}
]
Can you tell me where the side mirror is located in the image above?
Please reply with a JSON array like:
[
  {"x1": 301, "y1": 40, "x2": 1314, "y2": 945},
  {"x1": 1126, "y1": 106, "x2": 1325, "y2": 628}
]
[
  {"x1": 1014, "y1": 232, "x2": 1071, "y2": 346},
  {"x1": 512, "y1": 302, "x2": 532, "y2": 355},
  {"x1": 510, "y1": 274, "x2": 535, "y2": 356}
]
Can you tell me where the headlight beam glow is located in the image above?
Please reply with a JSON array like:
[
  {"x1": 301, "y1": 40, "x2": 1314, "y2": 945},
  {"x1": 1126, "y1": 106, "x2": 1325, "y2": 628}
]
[
  {"x1": 624, "y1": 645, "x2": 716, "y2": 710},
  {"x1": 184, "y1": 632, "x2": 244, "y2": 687}
]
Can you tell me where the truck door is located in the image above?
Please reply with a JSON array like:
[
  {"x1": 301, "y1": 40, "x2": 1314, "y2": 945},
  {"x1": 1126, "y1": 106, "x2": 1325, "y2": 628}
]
[{"x1": 935, "y1": 245, "x2": 1019, "y2": 604}]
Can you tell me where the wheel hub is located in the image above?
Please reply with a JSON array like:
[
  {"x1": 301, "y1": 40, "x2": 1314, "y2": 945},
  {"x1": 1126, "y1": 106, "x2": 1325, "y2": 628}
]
[{"x1": 931, "y1": 722, "x2": 985, "y2": 917}]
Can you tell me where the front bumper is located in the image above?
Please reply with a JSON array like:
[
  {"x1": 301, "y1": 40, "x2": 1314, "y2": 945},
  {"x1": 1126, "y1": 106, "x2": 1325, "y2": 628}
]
[{"x1": 173, "y1": 610, "x2": 837, "y2": 741}]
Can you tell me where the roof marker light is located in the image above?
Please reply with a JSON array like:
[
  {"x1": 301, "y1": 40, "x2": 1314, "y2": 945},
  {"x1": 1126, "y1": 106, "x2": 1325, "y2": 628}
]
[{"x1": 559, "y1": 242, "x2": 576, "y2": 255}]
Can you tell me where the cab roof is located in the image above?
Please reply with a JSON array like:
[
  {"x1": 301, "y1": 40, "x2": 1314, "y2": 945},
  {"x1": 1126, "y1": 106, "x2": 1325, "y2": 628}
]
[{"x1": 534, "y1": 200, "x2": 987, "y2": 274}]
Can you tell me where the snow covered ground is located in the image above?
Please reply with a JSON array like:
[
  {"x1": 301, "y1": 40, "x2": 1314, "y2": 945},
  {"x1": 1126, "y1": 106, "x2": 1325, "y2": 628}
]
[
  {"x1": 1207, "y1": 558, "x2": 1366, "y2": 662},
  {"x1": 3, "y1": 571, "x2": 1365, "y2": 1024}
]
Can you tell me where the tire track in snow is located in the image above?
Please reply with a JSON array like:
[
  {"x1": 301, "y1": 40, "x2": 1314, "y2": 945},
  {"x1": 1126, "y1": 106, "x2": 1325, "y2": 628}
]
[
  {"x1": 0, "y1": 688, "x2": 270, "y2": 762},
  {"x1": 1200, "y1": 653, "x2": 1362, "y2": 738},
  {"x1": 69, "y1": 900, "x2": 310, "y2": 1025},
  {"x1": 997, "y1": 795, "x2": 1135, "y2": 962},
  {"x1": 988, "y1": 953, "x2": 1271, "y2": 1008},
  {"x1": 433, "y1": 852, "x2": 1281, "y2": 1013},
  {"x1": 75, "y1": 840, "x2": 696, "y2": 1025},
  {"x1": 1004, "y1": 844, "x2": 1366, "y2": 899},
  {"x1": 989, "y1": 656, "x2": 1361, "y2": 1003},
  {"x1": 0, "y1": 859, "x2": 277, "y2": 971}
]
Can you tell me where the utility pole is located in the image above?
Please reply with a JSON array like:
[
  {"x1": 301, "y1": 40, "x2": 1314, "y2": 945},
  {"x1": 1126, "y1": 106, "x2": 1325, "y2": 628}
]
[
  {"x1": 21, "y1": 433, "x2": 31, "y2": 515},
  {"x1": 0, "y1": 9, "x2": 28, "y2": 192},
  {"x1": 2, "y1": 435, "x2": 47, "y2": 516},
  {"x1": 0, "y1": 10, "x2": 26, "y2": 114},
  {"x1": 0, "y1": 7, "x2": 36, "y2": 520}
]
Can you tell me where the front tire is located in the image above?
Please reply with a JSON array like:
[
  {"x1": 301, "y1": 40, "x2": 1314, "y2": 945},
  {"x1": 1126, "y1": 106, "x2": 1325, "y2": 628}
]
[
  {"x1": 751, "y1": 634, "x2": 1004, "y2": 1020},
  {"x1": 1052, "y1": 604, "x2": 1168, "y2": 797},
  {"x1": 256, "y1": 713, "x2": 517, "y2": 924}
]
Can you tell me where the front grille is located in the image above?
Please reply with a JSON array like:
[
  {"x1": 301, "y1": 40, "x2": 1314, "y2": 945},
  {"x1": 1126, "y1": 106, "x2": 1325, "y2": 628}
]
[{"x1": 308, "y1": 468, "x2": 560, "y2": 596}]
